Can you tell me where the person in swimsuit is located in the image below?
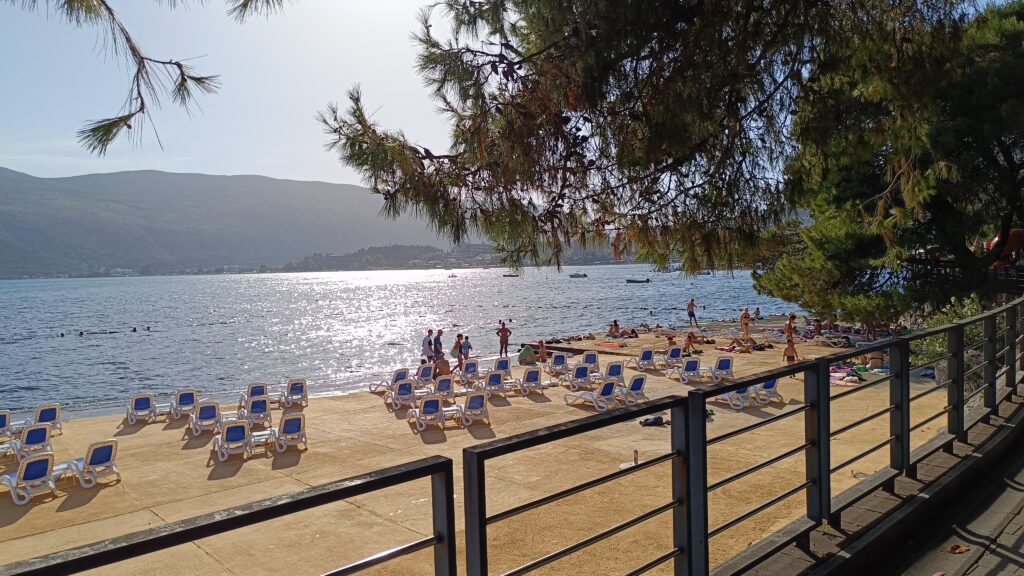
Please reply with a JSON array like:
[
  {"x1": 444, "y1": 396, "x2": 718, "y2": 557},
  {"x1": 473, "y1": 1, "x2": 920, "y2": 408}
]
[
  {"x1": 496, "y1": 321, "x2": 512, "y2": 356},
  {"x1": 687, "y1": 299, "x2": 699, "y2": 327},
  {"x1": 433, "y1": 352, "x2": 451, "y2": 376},
  {"x1": 682, "y1": 331, "x2": 699, "y2": 352},
  {"x1": 783, "y1": 338, "x2": 800, "y2": 373},
  {"x1": 452, "y1": 334, "x2": 465, "y2": 371},
  {"x1": 461, "y1": 335, "x2": 473, "y2": 363},
  {"x1": 783, "y1": 314, "x2": 797, "y2": 340},
  {"x1": 740, "y1": 308, "x2": 751, "y2": 338}
]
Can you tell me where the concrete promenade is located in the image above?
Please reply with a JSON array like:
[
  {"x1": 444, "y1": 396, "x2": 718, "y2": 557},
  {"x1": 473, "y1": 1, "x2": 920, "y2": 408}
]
[
  {"x1": 0, "y1": 332, "x2": 950, "y2": 575},
  {"x1": 899, "y1": 434, "x2": 1024, "y2": 576}
]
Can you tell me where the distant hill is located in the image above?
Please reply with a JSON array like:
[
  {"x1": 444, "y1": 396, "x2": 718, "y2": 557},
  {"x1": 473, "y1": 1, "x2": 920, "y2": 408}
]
[{"x1": 0, "y1": 168, "x2": 444, "y2": 278}]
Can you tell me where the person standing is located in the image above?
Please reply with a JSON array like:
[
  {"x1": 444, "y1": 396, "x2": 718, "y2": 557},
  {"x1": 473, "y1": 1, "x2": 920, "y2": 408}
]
[
  {"x1": 784, "y1": 313, "x2": 797, "y2": 340},
  {"x1": 422, "y1": 328, "x2": 434, "y2": 362},
  {"x1": 496, "y1": 321, "x2": 512, "y2": 357},
  {"x1": 461, "y1": 335, "x2": 473, "y2": 364},
  {"x1": 687, "y1": 298, "x2": 699, "y2": 328},
  {"x1": 452, "y1": 334, "x2": 465, "y2": 371},
  {"x1": 783, "y1": 338, "x2": 801, "y2": 376},
  {"x1": 740, "y1": 307, "x2": 751, "y2": 339},
  {"x1": 433, "y1": 329, "x2": 444, "y2": 361}
]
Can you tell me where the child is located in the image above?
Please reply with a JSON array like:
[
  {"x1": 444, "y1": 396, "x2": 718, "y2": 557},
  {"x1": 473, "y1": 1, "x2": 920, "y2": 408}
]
[{"x1": 783, "y1": 338, "x2": 800, "y2": 376}]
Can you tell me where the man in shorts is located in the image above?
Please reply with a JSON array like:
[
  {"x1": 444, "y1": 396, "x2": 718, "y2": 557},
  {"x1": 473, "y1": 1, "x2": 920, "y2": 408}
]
[
  {"x1": 687, "y1": 299, "x2": 699, "y2": 328},
  {"x1": 422, "y1": 328, "x2": 434, "y2": 362}
]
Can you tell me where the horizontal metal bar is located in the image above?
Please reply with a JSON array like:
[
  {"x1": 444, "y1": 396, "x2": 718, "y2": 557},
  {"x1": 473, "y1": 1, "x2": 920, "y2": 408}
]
[
  {"x1": 904, "y1": 324, "x2": 957, "y2": 340},
  {"x1": 622, "y1": 548, "x2": 682, "y2": 576},
  {"x1": 823, "y1": 341, "x2": 896, "y2": 364},
  {"x1": 909, "y1": 407, "x2": 953, "y2": 433},
  {"x1": 708, "y1": 443, "x2": 810, "y2": 492},
  {"x1": 695, "y1": 363, "x2": 812, "y2": 396},
  {"x1": 708, "y1": 405, "x2": 810, "y2": 446},
  {"x1": 830, "y1": 405, "x2": 896, "y2": 439},
  {"x1": 964, "y1": 339, "x2": 989, "y2": 353},
  {"x1": 909, "y1": 380, "x2": 950, "y2": 403},
  {"x1": 830, "y1": 436, "x2": 895, "y2": 474},
  {"x1": 909, "y1": 433, "x2": 956, "y2": 468},
  {"x1": 964, "y1": 362, "x2": 988, "y2": 379},
  {"x1": 487, "y1": 452, "x2": 676, "y2": 525},
  {"x1": 1, "y1": 455, "x2": 452, "y2": 576},
  {"x1": 909, "y1": 354, "x2": 953, "y2": 373},
  {"x1": 966, "y1": 386, "x2": 987, "y2": 402},
  {"x1": 831, "y1": 374, "x2": 894, "y2": 401},
  {"x1": 501, "y1": 500, "x2": 678, "y2": 576},
  {"x1": 324, "y1": 536, "x2": 437, "y2": 576},
  {"x1": 960, "y1": 301, "x2": 1016, "y2": 325},
  {"x1": 708, "y1": 481, "x2": 812, "y2": 538},
  {"x1": 998, "y1": 346, "x2": 1012, "y2": 357},
  {"x1": 466, "y1": 396, "x2": 684, "y2": 460}
]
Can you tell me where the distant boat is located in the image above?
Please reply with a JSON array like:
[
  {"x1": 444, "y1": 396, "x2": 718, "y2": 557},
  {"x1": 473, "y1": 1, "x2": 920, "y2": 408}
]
[
  {"x1": 448, "y1": 273, "x2": 458, "y2": 278},
  {"x1": 697, "y1": 270, "x2": 713, "y2": 276},
  {"x1": 569, "y1": 272, "x2": 588, "y2": 278},
  {"x1": 502, "y1": 273, "x2": 519, "y2": 278},
  {"x1": 625, "y1": 278, "x2": 651, "y2": 284}
]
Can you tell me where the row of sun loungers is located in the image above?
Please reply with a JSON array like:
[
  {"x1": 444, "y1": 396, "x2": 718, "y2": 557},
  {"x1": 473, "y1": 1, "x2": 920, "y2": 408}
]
[
  {"x1": 0, "y1": 425, "x2": 120, "y2": 505},
  {"x1": 0, "y1": 404, "x2": 63, "y2": 440},
  {"x1": 0, "y1": 380, "x2": 312, "y2": 505},
  {"x1": 124, "y1": 381, "x2": 311, "y2": 462},
  {"x1": 378, "y1": 350, "x2": 742, "y2": 432},
  {"x1": 722, "y1": 379, "x2": 784, "y2": 410},
  {"x1": 0, "y1": 440, "x2": 121, "y2": 505}
]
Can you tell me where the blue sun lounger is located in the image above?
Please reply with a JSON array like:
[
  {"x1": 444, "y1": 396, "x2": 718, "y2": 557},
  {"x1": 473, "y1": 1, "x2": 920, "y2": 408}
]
[{"x1": 0, "y1": 453, "x2": 57, "y2": 505}]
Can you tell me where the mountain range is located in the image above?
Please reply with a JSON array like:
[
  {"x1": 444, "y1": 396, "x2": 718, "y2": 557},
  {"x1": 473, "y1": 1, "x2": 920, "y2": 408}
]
[{"x1": 0, "y1": 167, "x2": 443, "y2": 278}]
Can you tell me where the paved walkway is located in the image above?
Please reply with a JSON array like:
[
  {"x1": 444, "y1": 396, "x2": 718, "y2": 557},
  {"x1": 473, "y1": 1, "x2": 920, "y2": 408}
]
[{"x1": 900, "y1": 440, "x2": 1024, "y2": 576}]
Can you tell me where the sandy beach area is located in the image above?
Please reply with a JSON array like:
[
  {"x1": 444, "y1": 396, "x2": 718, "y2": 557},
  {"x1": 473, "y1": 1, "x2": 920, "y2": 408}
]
[{"x1": 0, "y1": 328, "x2": 950, "y2": 575}]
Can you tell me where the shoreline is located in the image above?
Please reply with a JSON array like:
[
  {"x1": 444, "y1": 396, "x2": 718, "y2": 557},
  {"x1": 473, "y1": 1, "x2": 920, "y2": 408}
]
[{"x1": 0, "y1": 335, "x2": 951, "y2": 574}]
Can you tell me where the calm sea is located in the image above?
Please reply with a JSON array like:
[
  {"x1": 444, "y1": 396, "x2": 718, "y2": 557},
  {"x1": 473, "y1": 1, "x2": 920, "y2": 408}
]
[{"x1": 0, "y1": 264, "x2": 794, "y2": 415}]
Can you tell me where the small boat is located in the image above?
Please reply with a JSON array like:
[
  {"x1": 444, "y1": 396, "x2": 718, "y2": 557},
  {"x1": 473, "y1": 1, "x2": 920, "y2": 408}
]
[
  {"x1": 569, "y1": 272, "x2": 588, "y2": 278},
  {"x1": 625, "y1": 278, "x2": 651, "y2": 284},
  {"x1": 502, "y1": 273, "x2": 519, "y2": 278},
  {"x1": 448, "y1": 273, "x2": 457, "y2": 278},
  {"x1": 697, "y1": 270, "x2": 713, "y2": 275}
]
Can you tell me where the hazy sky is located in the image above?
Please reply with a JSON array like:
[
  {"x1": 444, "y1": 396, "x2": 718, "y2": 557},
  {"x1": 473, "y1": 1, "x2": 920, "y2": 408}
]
[{"x1": 0, "y1": 1, "x2": 448, "y2": 184}]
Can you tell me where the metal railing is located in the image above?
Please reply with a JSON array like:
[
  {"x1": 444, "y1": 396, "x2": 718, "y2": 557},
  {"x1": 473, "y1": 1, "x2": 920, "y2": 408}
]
[
  {"x1": 462, "y1": 396, "x2": 690, "y2": 575},
  {"x1": 4, "y1": 297, "x2": 1023, "y2": 576},
  {"x1": 0, "y1": 456, "x2": 457, "y2": 576}
]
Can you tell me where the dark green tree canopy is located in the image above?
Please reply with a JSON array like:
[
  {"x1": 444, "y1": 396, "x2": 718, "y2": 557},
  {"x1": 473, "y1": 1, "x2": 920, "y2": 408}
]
[
  {"x1": 323, "y1": 0, "x2": 970, "y2": 269},
  {"x1": 755, "y1": 1, "x2": 1024, "y2": 322}
]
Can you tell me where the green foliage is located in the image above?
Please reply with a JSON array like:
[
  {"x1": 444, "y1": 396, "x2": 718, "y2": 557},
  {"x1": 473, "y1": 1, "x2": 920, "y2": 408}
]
[
  {"x1": 326, "y1": 0, "x2": 971, "y2": 269},
  {"x1": 6, "y1": 0, "x2": 284, "y2": 153},
  {"x1": 911, "y1": 294, "x2": 984, "y2": 366},
  {"x1": 756, "y1": 1, "x2": 1024, "y2": 324}
]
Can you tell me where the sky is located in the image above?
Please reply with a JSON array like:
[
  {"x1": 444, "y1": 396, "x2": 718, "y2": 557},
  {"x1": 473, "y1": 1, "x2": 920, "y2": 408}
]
[{"x1": 0, "y1": 1, "x2": 449, "y2": 185}]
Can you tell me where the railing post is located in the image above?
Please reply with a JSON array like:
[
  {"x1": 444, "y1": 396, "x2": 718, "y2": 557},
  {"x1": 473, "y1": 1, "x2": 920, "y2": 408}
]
[
  {"x1": 889, "y1": 339, "x2": 911, "y2": 485},
  {"x1": 685, "y1": 392, "x2": 710, "y2": 576},
  {"x1": 1005, "y1": 306, "x2": 1017, "y2": 390},
  {"x1": 947, "y1": 324, "x2": 966, "y2": 445},
  {"x1": 432, "y1": 459, "x2": 457, "y2": 576},
  {"x1": 463, "y1": 449, "x2": 487, "y2": 575},
  {"x1": 983, "y1": 315, "x2": 997, "y2": 416},
  {"x1": 805, "y1": 359, "x2": 831, "y2": 527},
  {"x1": 671, "y1": 397, "x2": 688, "y2": 576}
]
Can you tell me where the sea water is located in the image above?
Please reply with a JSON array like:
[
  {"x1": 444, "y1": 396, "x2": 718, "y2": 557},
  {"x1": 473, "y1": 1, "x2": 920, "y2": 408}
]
[{"x1": 0, "y1": 264, "x2": 794, "y2": 414}]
